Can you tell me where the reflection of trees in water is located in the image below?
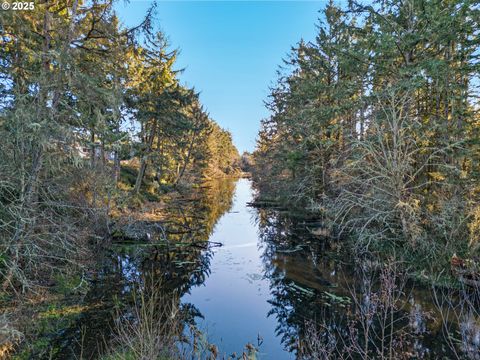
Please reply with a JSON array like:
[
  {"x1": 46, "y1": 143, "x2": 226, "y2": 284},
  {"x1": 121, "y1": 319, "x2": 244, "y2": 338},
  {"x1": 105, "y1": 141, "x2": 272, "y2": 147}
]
[
  {"x1": 255, "y1": 208, "x2": 479, "y2": 359},
  {"x1": 256, "y1": 208, "x2": 332, "y2": 353},
  {"x1": 432, "y1": 286, "x2": 480, "y2": 359},
  {"x1": 51, "y1": 179, "x2": 236, "y2": 359}
]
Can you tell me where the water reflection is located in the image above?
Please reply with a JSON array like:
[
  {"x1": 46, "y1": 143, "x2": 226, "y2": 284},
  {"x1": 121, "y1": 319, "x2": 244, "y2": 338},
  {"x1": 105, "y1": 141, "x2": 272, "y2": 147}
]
[
  {"x1": 45, "y1": 179, "x2": 480, "y2": 359},
  {"x1": 49, "y1": 179, "x2": 236, "y2": 359},
  {"x1": 255, "y1": 205, "x2": 479, "y2": 359},
  {"x1": 256, "y1": 208, "x2": 341, "y2": 355},
  {"x1": 181, "y1": 179, "x2": 289, "y2": 359}
]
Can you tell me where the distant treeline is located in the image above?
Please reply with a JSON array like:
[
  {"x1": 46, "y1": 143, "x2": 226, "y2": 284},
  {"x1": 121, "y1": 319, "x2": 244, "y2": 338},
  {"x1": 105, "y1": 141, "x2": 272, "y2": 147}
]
[
  {"x1": 0, "y1": 1, "x2": 239, "y2": 292},
  {"x1": 253, "y1": 0, "x2": 480, "y2": 270}
]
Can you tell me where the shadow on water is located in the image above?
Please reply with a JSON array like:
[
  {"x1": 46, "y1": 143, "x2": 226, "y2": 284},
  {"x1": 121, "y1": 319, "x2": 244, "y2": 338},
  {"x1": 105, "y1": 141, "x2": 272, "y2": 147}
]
[{"x1": 43, "y1": 178, "x2": 480, "y2": 359}]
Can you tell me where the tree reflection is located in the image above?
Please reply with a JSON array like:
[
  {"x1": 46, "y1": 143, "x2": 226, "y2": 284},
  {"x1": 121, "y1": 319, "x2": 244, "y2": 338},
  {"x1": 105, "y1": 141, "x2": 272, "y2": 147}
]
[
  {"x1": 255, "y1": 208, "x2": 474, "y2": 359},
  {"x1": 49, "y1": 179, "x2": 236, "y2": 359},
  {"x1": 256, "y1": 208, "x2": 335, "y2": 353}
]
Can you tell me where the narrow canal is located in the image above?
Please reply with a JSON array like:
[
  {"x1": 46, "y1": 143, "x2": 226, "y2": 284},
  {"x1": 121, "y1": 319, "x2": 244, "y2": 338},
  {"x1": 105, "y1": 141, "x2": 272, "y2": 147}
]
[{"x1": 182, "y1": 178, "x2": 292, "y2": 358}]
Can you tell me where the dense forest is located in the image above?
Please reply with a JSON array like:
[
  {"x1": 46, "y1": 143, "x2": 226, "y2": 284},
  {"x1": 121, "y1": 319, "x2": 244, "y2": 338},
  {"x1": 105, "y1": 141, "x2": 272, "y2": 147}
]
[
  {"x1": 253, "y1": 0, "x2": 480, "y2": 275},
  {"x1": 2, "y1": 0, "x2": 480, "y2": 358},
  {"x1": 0, "y1": 0, "x2": 239, "y2": 294},
  {"x1": 0, "y1": 1, "x2": 241, "y2": 356}
]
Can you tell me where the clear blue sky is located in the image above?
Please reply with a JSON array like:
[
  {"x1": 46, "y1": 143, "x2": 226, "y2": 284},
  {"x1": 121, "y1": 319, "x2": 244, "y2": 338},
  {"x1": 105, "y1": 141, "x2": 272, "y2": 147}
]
[{"x1": 115, "y1": 1, "x2": 326, "y2": 152}]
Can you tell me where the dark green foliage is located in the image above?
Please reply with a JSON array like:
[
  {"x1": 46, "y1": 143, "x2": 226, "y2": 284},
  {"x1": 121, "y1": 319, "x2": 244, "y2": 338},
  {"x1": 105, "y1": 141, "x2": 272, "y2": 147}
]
[
  {"x1": 0, "y1": 0, "x2": 239, "y2": 294},
  {"x1": 253, "y1": 0, "x2": 480, "y2": 270}
]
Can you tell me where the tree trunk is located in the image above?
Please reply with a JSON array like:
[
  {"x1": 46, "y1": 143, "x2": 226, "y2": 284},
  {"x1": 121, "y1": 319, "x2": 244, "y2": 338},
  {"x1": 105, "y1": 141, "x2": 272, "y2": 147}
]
[
  {"x1": 114, "y1": 150, "x2": 120, "y2": 184},
  {"x1": 90, "y1": 130, "x2": 95, "y2": 168},
  {"x1": 174, "y1": 128, "x2": 198, "y2": 186},
  {"x1": 134, "y1": 120, "x2": 157, "y2": 193}
]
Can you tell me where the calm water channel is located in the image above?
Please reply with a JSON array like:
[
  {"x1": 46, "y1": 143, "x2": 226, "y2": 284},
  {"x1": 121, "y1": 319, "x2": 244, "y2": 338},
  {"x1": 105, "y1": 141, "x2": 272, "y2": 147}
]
[
  {"x1": 46, "y1": 178, "x2": 479, "y2": 359},
  {"x1": 181, "y1": 178, "x2": 291, "y2": 359}
]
